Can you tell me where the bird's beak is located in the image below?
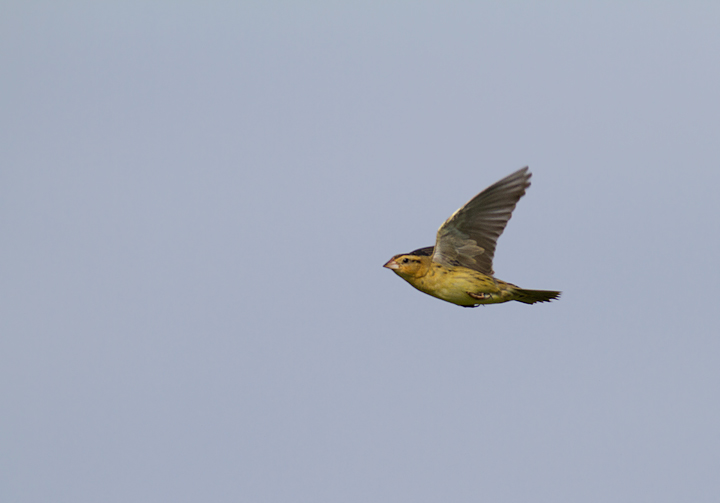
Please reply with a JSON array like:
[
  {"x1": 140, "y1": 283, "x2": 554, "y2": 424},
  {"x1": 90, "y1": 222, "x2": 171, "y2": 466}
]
[{"x1": 383, "y1": 258, "x2": 399, "y2": 270}]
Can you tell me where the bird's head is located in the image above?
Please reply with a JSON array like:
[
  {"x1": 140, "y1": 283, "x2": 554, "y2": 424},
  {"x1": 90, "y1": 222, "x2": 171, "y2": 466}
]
[{"x1": 383, "y1": 247, "x2": 433, "y2": 279}]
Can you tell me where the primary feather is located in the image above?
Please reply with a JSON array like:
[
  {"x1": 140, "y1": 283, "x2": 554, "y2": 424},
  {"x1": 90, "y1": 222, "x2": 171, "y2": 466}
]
[{"x1": 432, "y1": 167, "x2": 530, "y2": 275}]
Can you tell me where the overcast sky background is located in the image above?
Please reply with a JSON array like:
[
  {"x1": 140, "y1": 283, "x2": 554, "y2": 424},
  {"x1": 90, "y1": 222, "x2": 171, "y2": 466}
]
[{"x1": 2, "y1": 3, "x2": 720, "y2": 502}]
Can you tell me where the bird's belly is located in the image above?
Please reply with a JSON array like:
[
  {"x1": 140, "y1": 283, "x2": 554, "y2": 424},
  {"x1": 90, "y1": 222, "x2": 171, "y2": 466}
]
[{"x1": 415, "y1": 267, "x2": 502, "y2": 306}]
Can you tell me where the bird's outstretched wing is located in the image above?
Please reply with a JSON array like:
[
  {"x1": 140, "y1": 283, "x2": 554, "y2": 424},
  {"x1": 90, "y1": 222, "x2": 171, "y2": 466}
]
[{"x1": 431, "y1": 167, "x2": 531, "y2": 275}]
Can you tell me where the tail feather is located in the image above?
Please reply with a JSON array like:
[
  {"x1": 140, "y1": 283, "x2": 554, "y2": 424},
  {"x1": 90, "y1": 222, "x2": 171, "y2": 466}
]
[{"x1": 513, "y1": 289, "x2": 561, "y2": 304}]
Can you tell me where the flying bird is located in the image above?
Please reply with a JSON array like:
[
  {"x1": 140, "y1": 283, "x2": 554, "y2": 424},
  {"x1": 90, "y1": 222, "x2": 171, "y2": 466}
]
[{"x1": 384, "y1": 167, "x2": 560, "y2": 307}]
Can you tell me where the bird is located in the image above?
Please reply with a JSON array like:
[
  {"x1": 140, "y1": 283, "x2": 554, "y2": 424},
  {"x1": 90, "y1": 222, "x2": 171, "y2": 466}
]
[{"x1": 383, "y1": 167, "x2": 560, "y2": 307}]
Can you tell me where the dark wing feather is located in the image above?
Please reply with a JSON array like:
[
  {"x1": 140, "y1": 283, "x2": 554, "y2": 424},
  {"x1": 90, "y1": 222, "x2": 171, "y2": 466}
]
[{"x1": 431, "y1": 167, "x2": 531, "y2": 275}]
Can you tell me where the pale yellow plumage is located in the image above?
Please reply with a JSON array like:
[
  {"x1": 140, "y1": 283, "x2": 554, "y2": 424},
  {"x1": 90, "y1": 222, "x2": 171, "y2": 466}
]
[{"x1": 384, "y1": 167, "x2": 560, "y2": 307}]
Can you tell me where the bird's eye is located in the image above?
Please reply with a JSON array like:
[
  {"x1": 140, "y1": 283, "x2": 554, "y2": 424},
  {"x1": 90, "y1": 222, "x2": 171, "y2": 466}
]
[{"x1": 402, "y1": 258, "x2": 409, "y2": 264}]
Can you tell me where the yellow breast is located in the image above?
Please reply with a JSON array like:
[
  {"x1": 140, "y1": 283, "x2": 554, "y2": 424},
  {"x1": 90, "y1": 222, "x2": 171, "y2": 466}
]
[{"x1": 409, "y1": 263, "x2": 501, "y2": 306}]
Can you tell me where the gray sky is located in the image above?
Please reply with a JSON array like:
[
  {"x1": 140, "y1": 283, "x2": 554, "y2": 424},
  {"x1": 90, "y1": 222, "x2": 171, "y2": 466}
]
[{"x1": 2, "y1": 3, "x2": 720, "y2": 502}]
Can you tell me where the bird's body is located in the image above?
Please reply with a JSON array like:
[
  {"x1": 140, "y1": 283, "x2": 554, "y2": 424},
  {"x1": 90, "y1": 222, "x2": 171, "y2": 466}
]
[{"x1": 384, "y1": 167, "x2": 560, "y2": 307}]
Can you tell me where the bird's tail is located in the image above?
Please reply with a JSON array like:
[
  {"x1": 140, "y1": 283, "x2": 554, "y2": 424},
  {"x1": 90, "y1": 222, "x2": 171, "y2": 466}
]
[{"x1": 513, "y1": 289, "x2": 561, "y2": 304}]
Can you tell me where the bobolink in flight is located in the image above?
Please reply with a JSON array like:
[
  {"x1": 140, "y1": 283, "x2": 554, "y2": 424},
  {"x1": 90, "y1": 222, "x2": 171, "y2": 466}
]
[{"x1": 384, "y1": 167, "x2": 560, "y2": 307}]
